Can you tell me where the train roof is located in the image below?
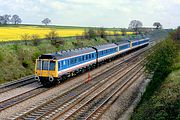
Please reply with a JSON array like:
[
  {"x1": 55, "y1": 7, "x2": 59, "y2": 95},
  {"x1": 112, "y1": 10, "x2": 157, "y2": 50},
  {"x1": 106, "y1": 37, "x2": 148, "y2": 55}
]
[
  {"x1": 94, "y1": 43, "x2": 118, "y2": 51},
  {"x1": 39, "y1": 47, "x2": 96, "y2": 60}
]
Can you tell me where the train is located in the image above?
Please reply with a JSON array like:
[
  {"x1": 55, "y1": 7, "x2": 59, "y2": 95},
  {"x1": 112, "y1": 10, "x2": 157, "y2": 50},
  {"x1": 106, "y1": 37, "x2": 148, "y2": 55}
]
[{"x1": 35, "y1": 38, "x2": 149, "y2": 86}]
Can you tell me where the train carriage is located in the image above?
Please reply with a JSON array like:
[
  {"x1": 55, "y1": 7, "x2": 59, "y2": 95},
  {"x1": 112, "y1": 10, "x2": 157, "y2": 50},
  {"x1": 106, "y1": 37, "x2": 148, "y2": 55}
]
[
  {"x1": 95, "y1": 43, "x2": 118, "y2": 62},
  {"x1": 35, "y1": 47, "x2": 98, "y2": 85}
]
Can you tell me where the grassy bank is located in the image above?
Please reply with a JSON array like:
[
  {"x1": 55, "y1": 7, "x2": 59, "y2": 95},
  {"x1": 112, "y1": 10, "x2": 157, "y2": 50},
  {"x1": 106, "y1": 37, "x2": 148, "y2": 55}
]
[
  {"x1": 131, "y1": 41, "x2": 180, "y2": 120},
  {"x1": 0, "y1": 38, "x2": 107, "y2": 84}
]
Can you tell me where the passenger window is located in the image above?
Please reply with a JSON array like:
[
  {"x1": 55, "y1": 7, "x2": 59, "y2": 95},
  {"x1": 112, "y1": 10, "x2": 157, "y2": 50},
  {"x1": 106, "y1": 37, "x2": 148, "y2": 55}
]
[{"x1": 89, "y1": 54, "x2": 91, "y2": 59}]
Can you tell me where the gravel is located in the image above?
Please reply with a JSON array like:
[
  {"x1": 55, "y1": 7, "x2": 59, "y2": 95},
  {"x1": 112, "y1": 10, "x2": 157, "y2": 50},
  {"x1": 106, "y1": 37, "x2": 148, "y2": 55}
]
[
  {"x1": 99, "y1": 74, "x2": 151, "y2": 120},
  {"x1": 0, "y1": 82, "x2": 41, "y2": 103}
]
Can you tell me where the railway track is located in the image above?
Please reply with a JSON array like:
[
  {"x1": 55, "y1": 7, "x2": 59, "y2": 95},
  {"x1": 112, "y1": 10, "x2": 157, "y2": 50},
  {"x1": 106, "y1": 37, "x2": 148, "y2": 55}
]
[
  {"x1": 0, "y1": 75, "x2": 35, "y2": 94},
  {"x1": 0, "y1": 85, "x2": 47, "y2": 112},
  {"x1": 11, "y1": 54, "x2": 145, "y2": 119},
  {"x1": 61, "y1": 66, "x2": 144, "y2": 120},
  {"x1": 52, "y1": 60, "x2": 145, "y2": 120}
]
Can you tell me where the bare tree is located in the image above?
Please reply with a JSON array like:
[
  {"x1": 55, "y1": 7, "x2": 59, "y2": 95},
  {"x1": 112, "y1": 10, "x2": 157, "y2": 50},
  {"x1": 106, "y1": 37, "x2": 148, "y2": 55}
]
[
  {"x1": 31, "y1": 34, "x2": 40, "y2": 46},
  {"x1": 153, "y1": 22, "x2": 162, "y2": 29},
  {"x1": 21, "y1": 33, "x2": 30, "y2": 45},
  {"x1": 42, "y1": 18, "x2": 51, "y2": 26},
  {"x1": 11, "y1": 15, "x2": 22, "y2": 24},
  {"x1": 129, "y1": 20, "x2": 143, "y2": 32},
  {"x1": 45, "y1": 29, "x2": 59, "y2": 45}
]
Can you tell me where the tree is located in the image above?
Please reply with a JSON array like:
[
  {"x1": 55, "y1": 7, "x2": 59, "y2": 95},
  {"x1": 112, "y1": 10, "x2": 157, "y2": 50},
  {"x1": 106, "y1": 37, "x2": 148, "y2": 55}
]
[
  {"x1": 42, "y1": 18, "x2": 51, "y2": 25},
  {"x1": 121, "y1": 28, "x2": 126, "y2": 36},
  {"x1": 170, "y1": 26, "x2": 180, "y2": 41},
  {"x1": 11, "y1": 15, "x2": 22, "y2": 24},
  {"x1": 31, "y1": 34, "x2": 40, "y2": 46},
  {"x1": 0, "y1": 16, "x2": 4, "y2": 24},
  {"x1": 21, "y1": 33, "x2": 30, "y2": 45},
  {"x1": 97, "y1": 27, "x2": 107, "y2": 38},
  {"x1": 153, "y1": 22, "x2": 162, "y2": 29},
  {"x1": 45, "y1": 29, "x2": 59, "y2": 45},
  {"x1": 2, "y1": 14, "x2": 11, "y2": 24},
  {"x1": 129, "y1": 20, "x2": 143, "y2": 32}
]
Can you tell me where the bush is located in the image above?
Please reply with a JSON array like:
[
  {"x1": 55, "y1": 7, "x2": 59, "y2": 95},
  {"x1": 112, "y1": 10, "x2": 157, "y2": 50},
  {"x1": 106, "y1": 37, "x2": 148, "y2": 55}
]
[
  {"x1": 45, "y1": 29, "x2": 59, "y2": 45},
  {"x1": 32, "y1": 51, "x2": 42, "y2": 62},
  {"x1": 142, "y1": 39, "x2": 177, "y2": 102},
  {"x1": 170, "y1": 27, "x2": 180, "y2": 41},
  {"x1": 0, "y1": 52, "x2": 3, "y2": 62},
  {"x1": 21, "y1": 33, "x2": 30, "y2": 45},
  {"x1": 22, "y1": 60, "x2": 30, "y2": 68},
  {"x1": 31, "y1": 34, "x2": 40, "y2": 46}
]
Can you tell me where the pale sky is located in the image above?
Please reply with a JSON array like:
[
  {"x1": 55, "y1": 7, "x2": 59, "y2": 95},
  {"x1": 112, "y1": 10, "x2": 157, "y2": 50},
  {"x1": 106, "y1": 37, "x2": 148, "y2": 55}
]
[{"x1": 0, "y1": 0, "x2": 180, "y2": 28}]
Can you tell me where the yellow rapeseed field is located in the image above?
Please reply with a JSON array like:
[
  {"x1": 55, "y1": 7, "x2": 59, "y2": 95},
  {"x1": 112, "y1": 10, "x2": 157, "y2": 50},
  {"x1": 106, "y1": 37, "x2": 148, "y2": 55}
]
[
  {"x1": 0, "y1": 26, "x2": 134, "y2": 42},
  {"x1": 0, "y1": 26, "x2": 84, "y2": 42}
]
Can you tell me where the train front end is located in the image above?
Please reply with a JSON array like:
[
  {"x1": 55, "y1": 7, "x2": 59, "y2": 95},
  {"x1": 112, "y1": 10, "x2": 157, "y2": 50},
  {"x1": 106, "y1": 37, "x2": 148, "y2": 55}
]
[{"x1": 35, "y1": 58, "x2": 58, "y2": 85}]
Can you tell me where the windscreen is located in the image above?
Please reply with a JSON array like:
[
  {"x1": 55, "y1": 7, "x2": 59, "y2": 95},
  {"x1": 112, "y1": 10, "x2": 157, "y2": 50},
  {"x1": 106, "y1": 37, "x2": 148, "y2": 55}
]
[{"x1": 36, "y1": 60, "x2": 55, "y2": 71}]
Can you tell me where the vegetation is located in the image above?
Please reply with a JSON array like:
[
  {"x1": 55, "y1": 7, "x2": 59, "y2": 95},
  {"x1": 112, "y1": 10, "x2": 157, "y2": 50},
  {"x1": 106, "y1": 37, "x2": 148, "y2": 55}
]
[
  {"x1": 0, "y1": 14, "x2": 22, "y2": 25},
  {"x1": 170, "y1": 26, "x2": 180, "y2": 41},
  {"x1": 131, "y1": 31, "x2": 180, "y2": 120},
  {"x1": 143, "y1": 39, "x2": 177, "y2": 101},
  {"x1": 153, "y1": 22, "x2": 162, "y2": 29},
  {"x1": 129, "y1": 20, "x2": 143, "y2": 32}
]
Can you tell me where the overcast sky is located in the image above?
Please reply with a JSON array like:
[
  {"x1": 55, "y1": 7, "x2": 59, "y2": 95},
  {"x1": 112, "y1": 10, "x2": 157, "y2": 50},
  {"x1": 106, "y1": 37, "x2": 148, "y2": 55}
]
[{"x1": 0, "y1": 0, "x2": 180, "y2": 28}]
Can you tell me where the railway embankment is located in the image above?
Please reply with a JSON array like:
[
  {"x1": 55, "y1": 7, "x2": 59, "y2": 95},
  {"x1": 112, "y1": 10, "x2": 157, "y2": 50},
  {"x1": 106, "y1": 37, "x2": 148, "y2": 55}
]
[{"x1": 131, "y1": 38, "x2": 180, "y2": 119}]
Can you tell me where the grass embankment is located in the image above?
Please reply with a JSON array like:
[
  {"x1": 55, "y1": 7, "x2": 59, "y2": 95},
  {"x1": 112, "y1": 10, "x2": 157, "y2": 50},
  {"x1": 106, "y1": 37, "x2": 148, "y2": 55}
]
[
  {"x1": 131, "y1": 40, "x2": 180, "y2": 120},
  {"x1": 0, "y1": 38, "x2": 107, "y2": 84}
]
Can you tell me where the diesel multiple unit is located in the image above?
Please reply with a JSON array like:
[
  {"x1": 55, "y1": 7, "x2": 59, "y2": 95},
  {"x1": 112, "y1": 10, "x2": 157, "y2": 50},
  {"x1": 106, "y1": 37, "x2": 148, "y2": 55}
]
[{"x1": 35, "y1": 38, "x2": 149, "y2": 85}]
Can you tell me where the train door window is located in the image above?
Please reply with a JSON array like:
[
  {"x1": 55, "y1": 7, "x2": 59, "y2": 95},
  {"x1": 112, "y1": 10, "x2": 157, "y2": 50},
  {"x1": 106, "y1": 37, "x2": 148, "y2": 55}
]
[
  {"x1": 66, "y1": 60, "x2": 69, "y2": 66},
  {"x1": 58, "y1": 61, "x2": 61, "y2": 71},
  {"x1": 100, "y1": 51, "x2": 103, "y2": 56},
  {"x1": 82, "y1": 56, "x2": 85, "y2": 61},
  {"x1": 78, "y1": 56, "x2": 81, "y2": 62},
  {"x1": 49, "y1": 61, "x2": 55, "y2": 71},
  {"x1": 92, "y1": 53, "x2": 94, "y2": 58},
  {"x1": 70, "y1": 58, "x2": 73, "y2": 65},
  {"x1": 74, "y1": 58, "x2": 76, "y2": 64},
  {"x1": 42, "y1": 61, "x2": 49, "y2": 70},
  {"x1": 86, "y1": 55, "x2": 88, "y2": 60},
  {"x1": 60, "y1": 61, "x2": 63, "y2": 69},
  {"x1": 89, "y1": 54, "x2": 91, "y2": 59},
  {"x1": 73, "y1": 58, "x2": 76, "y2": 64}
]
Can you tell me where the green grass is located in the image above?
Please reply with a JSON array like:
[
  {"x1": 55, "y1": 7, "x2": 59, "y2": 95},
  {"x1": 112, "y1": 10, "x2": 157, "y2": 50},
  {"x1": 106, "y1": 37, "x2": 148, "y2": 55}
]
[{"x1": 131, "y1": 42, "x2": 180, "y2": 120}]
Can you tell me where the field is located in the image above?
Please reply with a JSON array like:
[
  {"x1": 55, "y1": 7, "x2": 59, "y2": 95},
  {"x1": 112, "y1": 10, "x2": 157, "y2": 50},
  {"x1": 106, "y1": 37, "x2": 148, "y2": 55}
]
[
  {"x1": 0, "y1": 25, "x2": 133, "y2": 42},
  {"x1": 0, "y1": 25, "x2": 84, "y2": 41}
]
